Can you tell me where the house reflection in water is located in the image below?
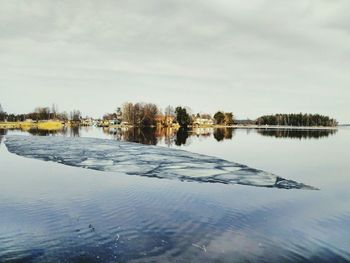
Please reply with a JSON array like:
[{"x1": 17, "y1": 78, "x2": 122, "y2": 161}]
[
  {"x1": 0, "y1": 126, "x2": 338, "y2": 147},
  {"x1": 104, "y1": 127, "x2": 235, "y2": 146}
]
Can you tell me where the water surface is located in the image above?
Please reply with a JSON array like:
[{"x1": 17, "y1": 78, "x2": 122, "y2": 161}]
[{"x1": 0, "y1": 127, "x2": 349, "y2": 262}]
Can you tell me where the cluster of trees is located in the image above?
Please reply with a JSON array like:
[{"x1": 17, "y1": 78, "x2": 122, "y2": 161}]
[
  {"x1": 122, "y1": 102, "x2": 160, "y2": 126},
  {"x1": 3, "y1": 101, "x2": 338, "y2": 128},
  {"x1": 0, "y1": 103, "x2": 82, "y2": 122},
  {"x1": 69, "y1": 110, "x2": 82, "y2": 122},
  {"x1": 104, "y1": 102, "x2": 235, "y2": 128},
  {"x1": 175, "y1": 107, "x2": 191, "y2": 127},
  {"x1": 103, "y1": 107, "x2": 122, "y2": 121},
  {"x1": 213, "y1": 111, "x2": 235, "y2": 125},
  {"x1": 105, "y1": 103, "x2": 189, "y2": 128},
  {"x1": 256, "y1": 113, "x2": 338, "y2": 127},
  {"x1": 0, "y1": 104, "x2": 6, "y2": 122}
]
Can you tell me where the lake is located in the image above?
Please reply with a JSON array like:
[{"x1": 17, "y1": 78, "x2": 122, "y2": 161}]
[{"x1": 0, "y1": 127, "x2": 349, "y2": 262}]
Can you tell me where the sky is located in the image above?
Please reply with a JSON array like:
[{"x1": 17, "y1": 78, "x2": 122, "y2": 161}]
[{"x1": 0, "y1": 0, "x2": 349, "y2": 123}]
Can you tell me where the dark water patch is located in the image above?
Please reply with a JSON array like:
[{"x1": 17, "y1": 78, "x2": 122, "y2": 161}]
[
  {"x1": 0, "y1": 129, "x2": 7, "y2": 145},
  {"x1": 27, "y1": 129, "x2": 61, "y2": 136},
  {"x1": 213, "y1": 128, "x2": 233, "y2": 141},
  {"x1": 256, "y1": 128, "x2": 337, "y2": 139},
  {"x1": 0, "y1": 248, "x2": 45, "y2": 263}
]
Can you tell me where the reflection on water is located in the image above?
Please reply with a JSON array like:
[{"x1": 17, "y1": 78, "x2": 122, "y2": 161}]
[
  {"x1": 103, "y1": 127, "x2": 335, "y2": 145},
  {"x1": 0, "y1": 126, "x2": 349, "y2": 262},
  {"x1": 69, "y1": 126, "x2": 81, "y2": 137},
  {"x1": 27, "y1": 129, "x2": 62, "y2": 136},
  {"x1": 27, "y1": 126, "x2": 81, "y2": 137},
  {"x1": 175, "y1": 128, "x2": 189, "y2": 146},
  {"x1": 2, "y1": 127, "x2": 337, "y2": 145},
  {"x1": 213, "y1": 128, "x2": 234, "y2": 141},
  {"x1": 0, "y1": 129, "x2": 7, "y2": 144},
  {"x1": 256, "y1": 128, "x2": 337, "y2": 139},
  {"x1": 107, "y1": 127, "x2": 158, "y2": 145},
  {"x1": 105, "y1": 127, "x2": 234, "y2": 146}
]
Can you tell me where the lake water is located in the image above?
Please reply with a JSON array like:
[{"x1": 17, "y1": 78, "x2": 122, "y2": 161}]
[{"x1": 0, "y1": 127, "x2": 349, "y2": 262}]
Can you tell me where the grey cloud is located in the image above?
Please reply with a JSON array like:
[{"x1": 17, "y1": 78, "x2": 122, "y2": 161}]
[{"x1": 0, "y1": 0, "x2": 349, "y2": 122}]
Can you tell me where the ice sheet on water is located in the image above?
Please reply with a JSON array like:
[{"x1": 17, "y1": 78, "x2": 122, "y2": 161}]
[{"x1": 4, "y1": 135, "x2": 317, "y2": 190}]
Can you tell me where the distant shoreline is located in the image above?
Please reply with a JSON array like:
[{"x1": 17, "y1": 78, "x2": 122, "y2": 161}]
[
  {"x1": 0, "y1": 120, "x2": 63, "y2": 130},
  {"x1": 226, "y1": 125, "x2": 338, "y2": 130},
  {"x1": 0, "y1": 121, "x2": 339, "y2": 130},
  {"x1": 109, "y1": 124, "x2": 338, "y2": 130}
]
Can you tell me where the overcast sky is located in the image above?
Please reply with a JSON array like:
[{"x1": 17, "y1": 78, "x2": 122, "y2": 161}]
[{"x1": 0, "y1": 0, "x2": 349, "y2": 122}]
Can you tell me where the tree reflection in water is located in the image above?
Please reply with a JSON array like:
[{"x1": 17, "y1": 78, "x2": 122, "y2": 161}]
[
  {"x1": 0, "y1": 126, "x2": 337, "y2": 147},
  {"x1": 175, "y1": 128, "x2": 189, "y2": 146},
  {"x1": 69, "y1": 126, "x2": 80, "y2": 137},
  {"x1": 25, "y1": 127, "x2": 79, "y2": 137},
  {"x1": 0, "y1": 129, "x2": 7, "y2": 145},
  {"x1": 256, "y1": 128, "x2": 337, "y2": 139},
  {"x1": 213, "y1": 128, "x2": 234, "y2": 141},
  {"x1": 106, "y1": 127, "x2": 334, "y2": 145},
  {"x1": 107, "y1": 127, "x2": 158, "y2": 145},
  {"x1": 105, "y1": 127, "x2": 235, "y2": 145}
]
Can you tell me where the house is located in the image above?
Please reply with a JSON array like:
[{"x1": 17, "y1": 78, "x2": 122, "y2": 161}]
[
  {"x1": 164, "y1": 115, "x2": 175, "y2": 126},
  {"x1": 97, "y1": 119, "x2": 110, "y2": 127},
  {"x1": 108, "y1": 119, "x2": 120, "y2": 125},
  {"x1": 81, "y1": 118, "x2": 93, "y2": 126},
  {"x1": 155, "y1": 115, "x2": 164, "y2": 126},
  {"x1": 155, "y1": 115, "x2": 176, "y2": 127},
  {"x1": 193, "y1": 117, "x2": 214, "y2": 126}
]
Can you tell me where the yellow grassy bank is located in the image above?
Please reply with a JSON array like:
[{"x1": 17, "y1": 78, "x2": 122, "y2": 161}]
[{"x1": 0, "y1": 121, "x2": 63, "y2": 130}]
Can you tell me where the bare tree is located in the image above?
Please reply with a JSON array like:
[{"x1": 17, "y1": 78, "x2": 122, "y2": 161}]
[
  {"x1": 0, "y1": 103, "x2": 6, "y2": 121},
  {"x1": 59, "y1": 111, "x2": 69, "y2": 121},
  {"x1": 121, "y1": 102, "x2": 160, "y2": 126},
  {"x1": 122, "y1": 102, "x2": 134, "y2": 124},
  {"x1": 142, "y1": 103, "x2": 158, "y2": 126},
  {"x1": 134, "y1": 103, "x2": 143, "y2": 125},
  {"x1": 200, "y1": 113, "x2": 212, "y2": 119},
  {"x1": 35, "y1": 107, "x2": 50, "y2": 120},
  {"x1": 51, "y1": 103, "x2": 58, "y2": 119},
  {"x1": 164, "y1": 105, "x2": 175, "y2": 117},
  {"x1": 70, "y1": 110, "x2": 81, "y2": 122}
]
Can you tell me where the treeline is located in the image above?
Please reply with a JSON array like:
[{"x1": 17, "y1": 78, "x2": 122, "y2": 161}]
[
  {"x1": 256, "y1": 113, "x2": 338, "y2": 127},
  {"x1": 1, "y1": 102, "x2": 339, "y2": 128},
  {"x1": 213, "y1": 111, "x2": 234, "y2": 125},
  {"x1": 103, "y1": 102, "x2": 236, "y2": 128},
  {"x1": 0, "y1": 104, "x2": 82, "y2": 122},
  {"x1": 117, "y1": 103, "x2": 191, "y2": 127},
  {"x1": 121, "y1": 102, "x2": 159, "y2": 126}
]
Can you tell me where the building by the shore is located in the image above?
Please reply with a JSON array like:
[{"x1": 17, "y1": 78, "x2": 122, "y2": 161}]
[{"x1": 193, "y1": 117, "x2": 214, "y2": 127}]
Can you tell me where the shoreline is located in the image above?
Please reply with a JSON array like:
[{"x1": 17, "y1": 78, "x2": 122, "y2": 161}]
[
  {"x1": 0, "y1": 121, "x2": 63, "y2": 130},
  {"x1": 108, "y1": 124, "x2": 338, "y2": 130},
  {"x1": 226, "y1": 125, "x2": 338, "y2": 130},
  {"x1": 0, "y1": 122, "x2": 338, "y2": 131}
]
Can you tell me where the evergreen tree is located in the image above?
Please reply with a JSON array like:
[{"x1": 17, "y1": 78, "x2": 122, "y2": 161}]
[
  {"x1": 256, "y1": 113, "x2": 337, "y2": 127},
  {"x1": 175, "y1": 107, "x2": 190, "y2": 128},
  {"x1": 0, "y1": 103, "x2": 6, "y2": 121},
  {"x1": 214, "y1": 111, "x2": 225, "y2": 125}
]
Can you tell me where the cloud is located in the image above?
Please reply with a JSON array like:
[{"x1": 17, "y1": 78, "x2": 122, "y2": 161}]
[{"x1": 0, "y1": 0, "x2": 349, "y2": 122}]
